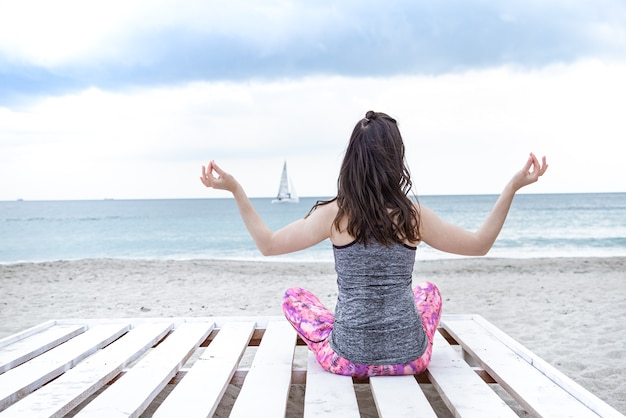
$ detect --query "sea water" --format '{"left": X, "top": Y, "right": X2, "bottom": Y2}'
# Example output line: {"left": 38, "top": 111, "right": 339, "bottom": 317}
{"left": 1, "top": 193, "right": 625, "bottom": 264}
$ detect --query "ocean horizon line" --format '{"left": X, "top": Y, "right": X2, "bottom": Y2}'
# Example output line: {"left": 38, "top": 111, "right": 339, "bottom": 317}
{"left": 4, "top": 190, "right": 625, "bottom": 203}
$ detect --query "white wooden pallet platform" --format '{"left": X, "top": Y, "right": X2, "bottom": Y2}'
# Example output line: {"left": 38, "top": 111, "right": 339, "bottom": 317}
{"left": 0, "top": 315, "right": 621, "bottom": 417}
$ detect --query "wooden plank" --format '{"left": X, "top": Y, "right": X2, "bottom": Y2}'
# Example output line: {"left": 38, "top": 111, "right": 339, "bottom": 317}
{"left": 471, "top": 315, "right": 623, "bottom": 418}
{"left": 0, "top": 320, "right": 56, "bottom": 350}
{"left": 0, "top": 323, "right": 130, "bottom": 412}
{"left": 303, "top": 351, "right": 360, "bottom": 418}
{"left": 370, "top": 374, "right": 437, "bottom": 418}
{"left": 230, "top": 320, "right": 296, "bottom": 418}
{"left": 0, "top": 324, "right": 86, "bottom": 374}
{"left": 153, "top": 321, "right": 255, "bottom": 418}
{"left": 426, "top": 332, "right": 517, "bottom": 418}
{"left": 73, "top": 321, "right": 213, "bottom": 418}
{"left": 206, "top": 316, "right": 282, "bottom": 329}
{"left": 0, "top": 322, "right": 173, "bottom": 418}
{"left": 443, "top": 317, "right": 601, "bottom": 418}
{"left": 3, "top": 316, "right": 621, "bottom": 418}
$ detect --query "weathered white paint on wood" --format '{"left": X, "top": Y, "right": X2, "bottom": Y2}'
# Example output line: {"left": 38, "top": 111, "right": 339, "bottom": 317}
{"left": 0, "top": 324, "right": 86, "bottom": 373}
{"left": 443, "top": 318, "right": 602, "bottom": 418}
{"left": 1, "top": 316, "right": 622, "bottom": 418}
{"left": 153, "top": 321, "right": 255, "bottom": 418}
{"left": 229, "top": 320, "right": 296, "bottom": 418}
{"left": 0, "top": 322, "right": 173, "bottom": 418}
{"left": 0, "top": 323, "right": 129, "bottom": 412}
{"left": 370, "top": 374, "right": 437, "bottom": 418}
{"left": 0, "top": 320, "right": 57, "bottom": 349}
{"left": 303, "top": 351, "right": 360, "bottom": 418}
{"left": 427, "top": 332, "right": 517, "bottom": 418}
{"left": 73, "top": 322, "right": 212, "bottom": 418}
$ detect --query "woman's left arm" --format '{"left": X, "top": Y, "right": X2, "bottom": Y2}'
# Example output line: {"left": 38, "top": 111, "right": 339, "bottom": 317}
{"left": 420, "top": 153, "right": 548, "bottom": 256}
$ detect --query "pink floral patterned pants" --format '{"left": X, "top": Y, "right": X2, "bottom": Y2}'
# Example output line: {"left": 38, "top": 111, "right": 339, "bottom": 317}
{"left": 282, "top": 282, "right": 442, "bottom": 378}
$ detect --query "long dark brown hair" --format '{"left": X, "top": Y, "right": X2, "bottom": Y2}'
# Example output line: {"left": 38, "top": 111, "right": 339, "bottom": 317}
{"left": 310, "top": 110, "right": 420, "bottom": 245}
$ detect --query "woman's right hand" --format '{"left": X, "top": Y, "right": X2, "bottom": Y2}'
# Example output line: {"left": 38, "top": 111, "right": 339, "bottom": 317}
{"left": 200, "top": 160, "right": 333, "bottom": 256}
{"left": 200, "top": 160, "right": 239, "bottom": 193}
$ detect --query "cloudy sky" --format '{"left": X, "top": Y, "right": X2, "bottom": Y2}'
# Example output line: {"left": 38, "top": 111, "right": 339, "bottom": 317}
{"left": 1, "top": 0, "right": 625, "bottom": 200}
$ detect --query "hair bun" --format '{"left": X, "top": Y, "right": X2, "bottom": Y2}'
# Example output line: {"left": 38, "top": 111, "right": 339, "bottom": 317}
{"left": 365, "top": 110, "right": 377, "bottom": 120}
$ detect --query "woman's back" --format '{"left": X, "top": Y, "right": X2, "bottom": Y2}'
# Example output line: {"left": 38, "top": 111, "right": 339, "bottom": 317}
{"left": 329, "top": 238, "right": 427, "bottom": 364}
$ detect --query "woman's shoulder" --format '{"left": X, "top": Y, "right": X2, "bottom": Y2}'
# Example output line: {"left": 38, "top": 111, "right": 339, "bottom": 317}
{"left": 307, "top": 198, "right": 339, "bottom": 229}
{"left": 312, "top": 198, "right": 339, "bottom": 215}
{"left": 318, "top": 200, "right": 353, "bottom": 246}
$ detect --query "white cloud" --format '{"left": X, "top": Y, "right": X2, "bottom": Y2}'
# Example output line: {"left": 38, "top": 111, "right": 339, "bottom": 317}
{"left": 1, "top": 59, "right": 624, "bottom": 200}
{"left": 0, "top": 0, "right": 338, "bottom": 68}
{"left": 2, "top": 0, "right": 625, "bottom": 90}
{"left": 0, "top": 0, "right": 131, "bottom": 67}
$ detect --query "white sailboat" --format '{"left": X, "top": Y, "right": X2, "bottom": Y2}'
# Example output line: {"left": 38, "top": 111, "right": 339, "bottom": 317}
{"left": 272, "top": 161, "right": 299, "bottom": 204}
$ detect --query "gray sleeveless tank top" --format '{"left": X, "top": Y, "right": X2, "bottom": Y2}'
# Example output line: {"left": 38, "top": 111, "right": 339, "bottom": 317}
{"left": 329, "top": 239, "right": 428, "bottom": 364}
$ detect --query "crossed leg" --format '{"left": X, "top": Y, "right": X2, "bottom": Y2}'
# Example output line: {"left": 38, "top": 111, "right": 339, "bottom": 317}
{"left": 282, "top": 282, "right": 442, "bottom": 377}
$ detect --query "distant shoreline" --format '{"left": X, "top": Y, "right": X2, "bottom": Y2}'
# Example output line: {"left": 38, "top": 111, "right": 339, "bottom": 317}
{"left": 2, "top": 253, "right": 626, "bottom": 266}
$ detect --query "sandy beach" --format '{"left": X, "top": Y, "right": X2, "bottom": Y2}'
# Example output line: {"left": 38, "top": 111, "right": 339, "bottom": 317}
{"left": 1, "top": 256, "right": 625, "bottom": 415}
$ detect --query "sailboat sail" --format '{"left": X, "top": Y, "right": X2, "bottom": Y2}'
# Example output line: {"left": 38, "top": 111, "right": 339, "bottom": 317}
{"left": 272, "top": 161, "right": 299, "bottom": 203}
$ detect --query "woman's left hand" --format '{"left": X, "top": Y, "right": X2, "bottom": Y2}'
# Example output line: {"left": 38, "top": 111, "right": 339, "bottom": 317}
{"left": 510, "top": 153, "right": 548, "bottom": 191}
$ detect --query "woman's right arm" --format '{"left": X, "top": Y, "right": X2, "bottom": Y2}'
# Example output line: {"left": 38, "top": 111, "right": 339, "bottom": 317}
{"left": 201, "top": 161, "right": 334, "bottom": 256}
